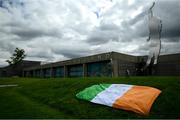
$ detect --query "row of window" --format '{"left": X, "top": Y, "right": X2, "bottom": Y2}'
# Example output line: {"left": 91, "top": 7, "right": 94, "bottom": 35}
{"left": 25, "top": 61, "right": 112, "bottom": 77}
{"left": 25, "top": 67, "right": 64, "bottom": 78}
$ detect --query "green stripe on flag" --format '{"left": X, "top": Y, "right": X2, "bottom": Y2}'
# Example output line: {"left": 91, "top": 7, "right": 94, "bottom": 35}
{"left": 76, "top": 84, "right": 111, "bottom": 101}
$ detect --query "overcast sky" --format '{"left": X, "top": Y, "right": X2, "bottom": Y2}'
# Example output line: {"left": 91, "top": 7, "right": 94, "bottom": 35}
{"left": 0, "top": 0, "right": 180, "bottom": 67}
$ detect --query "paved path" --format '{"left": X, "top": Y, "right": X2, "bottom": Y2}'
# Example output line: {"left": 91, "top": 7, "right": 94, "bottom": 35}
{"left": 0, "top": 84, "right": 18, "bottom": 88}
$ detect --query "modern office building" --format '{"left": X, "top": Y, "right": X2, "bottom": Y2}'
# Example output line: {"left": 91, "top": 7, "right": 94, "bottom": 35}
{"left": 0, "top": 51, "right": 180, "bottom": 77}
{"left": 22, "top": 52, "right": 180, "bottom": 77}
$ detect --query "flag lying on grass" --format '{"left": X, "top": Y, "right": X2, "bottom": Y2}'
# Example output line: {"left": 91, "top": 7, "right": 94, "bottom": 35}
{"left": 76, "top": 84, "right": 161, "bottom": 115}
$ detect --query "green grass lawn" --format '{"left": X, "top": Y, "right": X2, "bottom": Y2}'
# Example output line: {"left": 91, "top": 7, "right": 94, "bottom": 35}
{"left": 0, "top": 77, "right": 180, "bottom": 119}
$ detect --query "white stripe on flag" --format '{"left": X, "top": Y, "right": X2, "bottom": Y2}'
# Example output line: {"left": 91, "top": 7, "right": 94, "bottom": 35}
{"left": 91, "top": 84, "right": 133, "bottom": 107}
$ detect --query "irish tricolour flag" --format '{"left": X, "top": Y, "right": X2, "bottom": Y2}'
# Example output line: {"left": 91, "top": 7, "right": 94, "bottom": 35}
{"left": 76, "top": 84, "right": 161, "bottom": 115}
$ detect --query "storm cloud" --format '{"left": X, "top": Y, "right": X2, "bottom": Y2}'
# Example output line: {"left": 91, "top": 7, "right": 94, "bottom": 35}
{"left": 0, "top": 0, "right": 180, "bottom": 67}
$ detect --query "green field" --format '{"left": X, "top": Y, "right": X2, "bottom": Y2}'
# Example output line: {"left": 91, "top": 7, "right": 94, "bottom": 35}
{"left": 0, "top": 77, "right": 180, "bottom": 119}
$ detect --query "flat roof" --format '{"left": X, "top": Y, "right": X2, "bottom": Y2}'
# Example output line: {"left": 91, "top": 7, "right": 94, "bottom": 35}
{"left": 23, "top": 51, "right": 180, "bottom": 71}
{"left": 24, "top": 51, "right": 137, "bottom": 70}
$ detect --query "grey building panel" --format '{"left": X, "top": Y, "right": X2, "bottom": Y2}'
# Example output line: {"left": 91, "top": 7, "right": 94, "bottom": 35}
{"left": 156, "top": 61, "right": 180, "bottom": 76}
{"left": 117, "top": 61, "right": 137, "bottom": 76}
{"left": 112, "top": 52, "right": 138, "bottom": 63}
{"left": 158, "top": 53, "right": 180, "bottom": 62}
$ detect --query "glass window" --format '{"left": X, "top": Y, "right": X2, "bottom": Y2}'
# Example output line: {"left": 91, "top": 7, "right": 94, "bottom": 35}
{"left": 55, "top": 67, "right": 64, "bottom": 77}
{"left": 87, "top": 61, "right": 112, "bottom": 77}
{"left": 68, "top": 65, "right": 83, "bottom": 77}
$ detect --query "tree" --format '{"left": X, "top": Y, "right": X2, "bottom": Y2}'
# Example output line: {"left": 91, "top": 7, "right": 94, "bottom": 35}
{"left": 6, "top": 48, "right": 26, "bottom": 65}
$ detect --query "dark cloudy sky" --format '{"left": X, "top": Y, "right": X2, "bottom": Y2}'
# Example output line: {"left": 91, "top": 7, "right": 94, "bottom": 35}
{"left": 0, "top": 0, "right": 180, "bottom": 67}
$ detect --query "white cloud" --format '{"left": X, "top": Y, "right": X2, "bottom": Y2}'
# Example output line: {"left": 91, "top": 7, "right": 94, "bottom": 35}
{"left": 0, "top": 0, "right": 180, "bottom": 67}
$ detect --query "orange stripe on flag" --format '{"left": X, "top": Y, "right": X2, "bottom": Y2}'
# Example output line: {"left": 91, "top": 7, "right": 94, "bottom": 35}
{"left": 112, "top": 86, "right": 161, "bottom": 115}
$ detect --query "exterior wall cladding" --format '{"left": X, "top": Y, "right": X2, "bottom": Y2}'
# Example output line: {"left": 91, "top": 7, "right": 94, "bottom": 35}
{"left": 23, "top": 52, "right": 180, "bottom": 77}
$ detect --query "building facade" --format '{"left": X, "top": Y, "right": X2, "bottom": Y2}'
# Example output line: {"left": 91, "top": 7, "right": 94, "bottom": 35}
{"left": 23, "top": 52, "right": 180, "bottom": 77}
{"left": 1, "top": 52, "right": 180, "bottom": 77}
